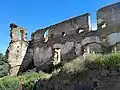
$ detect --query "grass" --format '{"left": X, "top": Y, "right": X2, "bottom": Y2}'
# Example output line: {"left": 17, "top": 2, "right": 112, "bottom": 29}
{"left": 62, "top": 57, "right": 86, "bottom": 75}
{"left": 86, "top": 52, "right": 120, "bottom": 69}
{"left": 0, "top": 71, "right": 52, "bottom": 90}
{"left": 85, "top": 53, "right": 102, "bottom": 62}
{"left": 1, "top": 52, "right": 120, "bottom": 90}
{"left": 62, "top": 52, "right": 120, "bottom": 75}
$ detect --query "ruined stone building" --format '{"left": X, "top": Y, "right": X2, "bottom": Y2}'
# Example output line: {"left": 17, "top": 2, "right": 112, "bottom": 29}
{"left": 6, "top": 2, "right": 120, "bottom": 75}
{"left": 6, "top": 24, "right": 28, "bottom": 75}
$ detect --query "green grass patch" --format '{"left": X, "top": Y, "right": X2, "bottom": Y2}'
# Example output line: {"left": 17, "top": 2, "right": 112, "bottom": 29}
{"left": 62, "top": 57, "right": 86, "bottom": 75}
{"left": 62, "top": 52, "right": 120, "bottom": 75}
{"left": 1, "top": 52, "right": 120, "bottom": 90}
{"left": 0, "top": 71, "right": 52, "bottom": 90}
{"left": 86, "top": 52, "right": 120, "bottom": 69}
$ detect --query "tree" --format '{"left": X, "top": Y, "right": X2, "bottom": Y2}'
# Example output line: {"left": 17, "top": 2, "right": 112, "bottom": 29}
{"left": 0, "top": 53, "right": 9, "bottom": 77}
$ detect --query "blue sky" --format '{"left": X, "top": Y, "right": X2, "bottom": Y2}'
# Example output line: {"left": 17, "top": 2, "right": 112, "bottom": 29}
{"left": 0, "top": 0, "right": 119, "bottom": 54}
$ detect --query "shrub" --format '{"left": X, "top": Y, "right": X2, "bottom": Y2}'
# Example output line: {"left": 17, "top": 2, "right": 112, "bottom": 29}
{"left": 62, "top": 57, "right": 86, "bottom": 75}
{"left": 85, "top": 54, "right": 102, "bottom": 62}
{"left": 0, "top": 53, "right": 9, "bottom": 77}
{"left": 0, "top": 71, "right": 52, "bottom": 90}
{"left": 86, "top": 52, "right": 120, "bottom": 69}
{"left": 98, "top": 53, "right": 120, "bottom": 69}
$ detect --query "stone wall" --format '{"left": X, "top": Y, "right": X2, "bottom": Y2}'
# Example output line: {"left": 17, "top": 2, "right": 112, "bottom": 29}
{"left": 6, "top": 2, "right": 120, "bottom": 74}
{"left": 18, "top": 2, "right": 120, "bottom": 73}
{"left": 97, "top": 2, "right": 120, "bottom": 53}
{"left": 20, "top": 13, "right": 99, "bottom": 72}
{"left": 97, "top": 2, "right": 120, "bottom": 38}
{"left": 6, "top": 23, "right": 28, "bottom": 76}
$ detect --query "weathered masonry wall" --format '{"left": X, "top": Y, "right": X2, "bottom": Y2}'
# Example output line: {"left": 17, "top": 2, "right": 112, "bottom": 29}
{"left": 20, "top": 13, "right": 97, "bottom": 72}
{"left": 6, "top": 23, "right": 28, "bottom": 76}
{"left": 97, "top": 2, "right": 120, "bottom": 52}
{"left": 19, "top": 2, "right": 120, "bottom": 73}
{"left": 7, "top": 2, "right": 120, "bottom": 74}
{"left": 97, "top": 2, "right": 120, "bottom": 36}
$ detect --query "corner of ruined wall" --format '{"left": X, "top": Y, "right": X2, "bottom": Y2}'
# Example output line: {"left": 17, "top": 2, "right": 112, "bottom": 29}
{"left": 6, "top": 23, "right": 29, "bottom": 76}
{"left": 97, "top": 2, "right": 120, "bottom": 38}
{"left": 96, "top": 2, "right": 120, "bottom": 52}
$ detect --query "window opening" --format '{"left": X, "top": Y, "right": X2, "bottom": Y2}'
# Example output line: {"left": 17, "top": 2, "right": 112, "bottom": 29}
{"left": 44, "top": 30, "right": 49, "bottom": 42}
{"left": 62, "top": 32, "right": 66, "bottom": 36}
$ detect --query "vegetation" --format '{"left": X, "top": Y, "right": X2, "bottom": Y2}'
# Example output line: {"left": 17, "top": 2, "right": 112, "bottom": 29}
{"left": 1, "top": 52, "right": 120, "bottom": 90}
{"left": 0, "top": 71, "right": 52, "bottom": 90}
{"left": 62, "top": 52, "right": 120, "bottom": 75}
{"left": 86, "top": 52, "right": 120, "bottom": 69}
{"left": 96, "top": 52, "right": 120, "bottom": 69}
{"left": 0, "top": 53, "right": 9, "bottom": 77}
{"left": 0, "top": 53, "right": 52, "bottom": 90}
{"left": 62, "top": 57, "right": 86, "bottom": 75}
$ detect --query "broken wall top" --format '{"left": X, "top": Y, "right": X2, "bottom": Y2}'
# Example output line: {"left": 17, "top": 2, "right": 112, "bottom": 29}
{"left": 32, "top": 13, "right": 91, "bottom": 41}
{"left": 97, "top": 2, "right": 120, "bottom": 25}
{"left": 97, "top": 2, "right": 120, "bottom": 37}
{"left": 10, "top": 23, "right": 28, "bottom": 42}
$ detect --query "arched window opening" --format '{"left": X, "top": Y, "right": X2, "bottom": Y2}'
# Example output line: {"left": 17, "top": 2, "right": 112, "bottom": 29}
{"left": 112, "top": 43, "right": 120, "bottom": 53}
{"left": 98, "top": 20, "right": 107, "bottom": 29}
{"left": 86, "top": 43, "right": 102, "bottom": 54}
{"left": 20, "top": 30, "right": 24, "bottom": 40}
{"left": 20, "top": 33, "right": 22, "bottom": 40}
{"left": 78, "top": 29, "right": 84, "bottom": 33}
{"left": 80, "top": 46, "right": 85, "bottom": 56}
{"left": 62, "top": 32, "right": 66, "bottom": 36}
{"left": 76, "top": 28, "right": 84, "bottom": 34}
{"left": 101, "top": 22, "right": 107, "bottom": 28}
{"left": 44, "top": 30, "right": 49, "bottom": 42}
